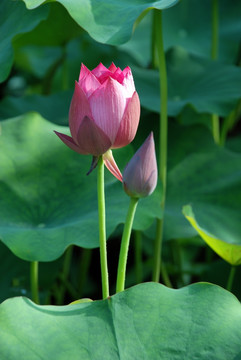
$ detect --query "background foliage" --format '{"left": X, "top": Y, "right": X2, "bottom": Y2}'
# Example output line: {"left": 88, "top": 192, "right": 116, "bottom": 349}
{"left": 0, "top": 0, "right": 241, "bottom": 358}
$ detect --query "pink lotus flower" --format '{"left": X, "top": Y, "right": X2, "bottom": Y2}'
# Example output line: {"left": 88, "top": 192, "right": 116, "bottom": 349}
{"left": 55, "top": 63, "right": 140, "bottom": 180}
{"left": 123, "top": 133, "right": 158, "bottom": 198}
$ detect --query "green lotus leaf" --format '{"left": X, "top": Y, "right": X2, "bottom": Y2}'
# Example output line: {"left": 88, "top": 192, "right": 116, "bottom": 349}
{"left": 69, "top": 298, "right": 93, "bottom": 305}
{"left": 183, "top": 205, "right": 241, "bottom": 266}
{"left": 0, "top": 282, "right": 241, "bottom": 359}
{"left": 22, "top": 0, "right": 178, "bottom": 45}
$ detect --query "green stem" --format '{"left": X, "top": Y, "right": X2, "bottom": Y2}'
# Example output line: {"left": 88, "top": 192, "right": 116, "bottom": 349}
{"left": 152, "top": 9, "right": 168, "bottom": 282}
{"left": 134, "top": 230, "right": 143, "bottom": 284}
{"left": 30, "top": 261, "right": 40, "bottom": 304}
{"left": 62, "top": 246, "right": 73, "bottom": 282}
{"left": 116, "top": 197, "right": 139, "bottom": 293}
{"left": 97, "top": 156, "right": 109, "bottom": 299}
{"left": 151, "top": 11, "right": 158, "bottom": 68}
{"left": 220, "top": 99, "right": 241, "bottom": 146}
{"left": 211, "top": 0, "right": 220, "bottom": 144}
{"left": 212, "top": 114, "right": 220, "bottom": 144}
{"left": 161, "top": 262, "right": 173, "bottom": 288}
{"left": 226, "top": 266, "right": 236, "bottom": 292}
{"left": 152, "top": 218, "right": 163, "bottom": 282}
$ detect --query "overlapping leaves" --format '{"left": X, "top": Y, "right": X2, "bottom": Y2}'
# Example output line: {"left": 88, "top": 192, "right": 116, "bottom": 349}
{"left": 162, "top": 0, "right": 241, "bottom": 62}
{"left": 1, "top": 0, "right": 241, "bottom": 358}
{"left": 165, "top": 133, "right": 241, "bottom": 243}
{"left": 0, "top": 113, "right": 162, "bottom": 261}
{"left": 119, "top": 0, "right": 241, "bottom": 65}
{"left": 134, "top": 48, "right": 241, "bottom": 117}
{"left": 1, "top": 114, "right": 240, "bottom": 265}
{"left": 0, "top": 0, "right": 49, "bottom": 82}
{"left": 22, "top": 0, "right": 178, "bottom": 45}
{"left": 2, "top": 48, "right": 241, "bottom": 124}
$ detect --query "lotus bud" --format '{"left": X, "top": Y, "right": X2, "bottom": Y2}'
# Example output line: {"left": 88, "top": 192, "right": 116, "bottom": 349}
{"left": 123, "top": 133, "right": 157, "bottom": 198}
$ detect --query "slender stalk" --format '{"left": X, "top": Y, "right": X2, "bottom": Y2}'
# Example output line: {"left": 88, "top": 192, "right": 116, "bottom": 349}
{"left": 212, "top": 114, "right": 220, "bottom": 144}
{"left": 152, "top": 9, "right": 168, "bottom": 282}
{"left": 220, "top": 99, "right": 241, "bottom": 146}
{"left": 30, "top": 261, "right": 40, "bottom": 304}
{"left": 116, "top": 197, "right": 139, "bottom": 293}
{"left": 97, "top": 156, "right": 109, "bottom": 299}
{"left": 151, "top": 12, "right": 158, "bottom": 68}
{"left": 211, "top": 0, "right": 220, "bottom": 144}
{"left": 161, "top": 262, "right": 173, "bottom": 288}
{"left": 62, "top": 246, "right": 73, "bottom": 282}
{"left": 226, "top": 266, "right": 236, "bottom": 292}
{"left": 152, "top": 218, "right": 163, "bottom": 282}
{"left": 134, "top": 230, "right": 143, "bottom": 284}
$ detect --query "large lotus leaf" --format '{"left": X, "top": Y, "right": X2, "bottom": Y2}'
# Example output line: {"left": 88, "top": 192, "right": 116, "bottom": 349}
{"left": 0, "top": 0, "right": 49, "bottom": 83}
{"left": 183, "top": 205, "right": 241, "bottom": 266}
{"left": 22, "top": 0, "right": 178, "bottom": 45}
{"left": 0, "top": 114, "right": 162, "bottom": 261}
{"left": 133, "top": 48, "right": 241, "bottom": 117}
{"left": 164, "top": 145, "right": 241, "bottom": 242}
{"left": 1, "top": 282, "right": 241, "bottom": 359}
